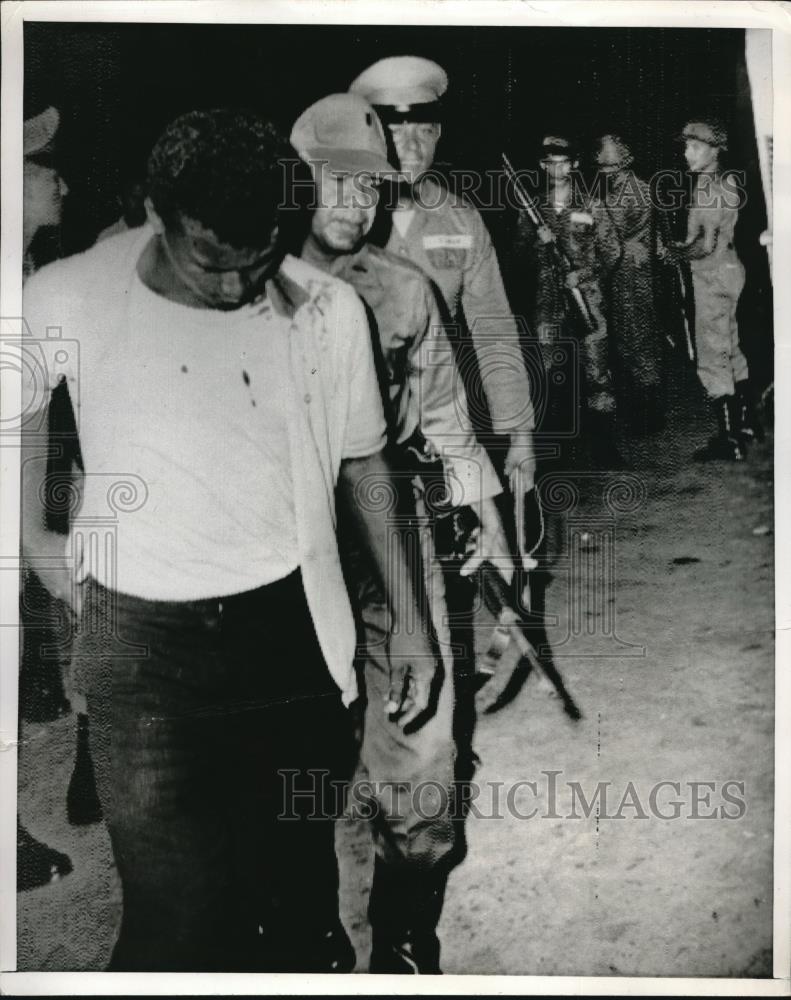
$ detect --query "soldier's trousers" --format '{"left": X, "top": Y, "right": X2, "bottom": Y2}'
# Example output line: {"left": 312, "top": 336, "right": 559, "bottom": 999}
{"left": 609, "top": 259, "right": 662, "bottom": 389}
{"left": 535, "top": 278, "right": 615, "bottom": 415}
{"left": 352, "top": 482, "right": 456, "bottom": 872}
{"left": 692, "top": 262, "right": 749, "bottom": 398}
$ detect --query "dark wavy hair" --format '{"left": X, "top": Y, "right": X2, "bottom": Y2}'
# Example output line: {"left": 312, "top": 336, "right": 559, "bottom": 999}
{"left": 147, "top": 109, "right": 295, "bottom": 248}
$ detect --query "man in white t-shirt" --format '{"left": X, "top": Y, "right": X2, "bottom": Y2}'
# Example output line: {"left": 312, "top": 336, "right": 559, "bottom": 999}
{"left": 20, "top": 109, "right": 437, "bottom": 972}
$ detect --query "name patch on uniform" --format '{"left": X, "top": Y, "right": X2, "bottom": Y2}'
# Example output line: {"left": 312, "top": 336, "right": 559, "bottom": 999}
{"left": 423, "top": 234, "right": 474, "bottom": 250}
{"left": 570, "top": 211, "right": 594, "bottom": 226}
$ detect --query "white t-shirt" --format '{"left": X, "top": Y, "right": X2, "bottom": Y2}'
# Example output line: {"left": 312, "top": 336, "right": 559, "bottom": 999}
{"left": 22, "top": 231, "right": 388, "bottom": 621}
{"left": 82, "top": 272, "right": 300, "bottom": 599}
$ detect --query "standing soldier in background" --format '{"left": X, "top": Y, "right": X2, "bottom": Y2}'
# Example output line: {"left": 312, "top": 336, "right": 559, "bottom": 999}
{"left": 290, "top": 92, "right": 511, "bottom": 975}
{"left": 594, "top": 134, "right": 664, "bottom": 436}
{"left": 670, "top": 119, "right": 762, "bottom": 461}
{"left": 349, "top": 56, "right": 536, "bottom": 486}
{"left": 513, "top": 134, "right": 623, "bottom": 466}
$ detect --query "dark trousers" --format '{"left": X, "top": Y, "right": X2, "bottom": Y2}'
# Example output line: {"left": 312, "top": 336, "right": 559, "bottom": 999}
{"left": 73, "top": 570, "right": 352, "bottom": 971}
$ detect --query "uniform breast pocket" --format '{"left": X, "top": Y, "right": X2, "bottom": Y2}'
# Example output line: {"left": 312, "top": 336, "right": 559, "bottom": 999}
{"left": 426, "top": 247, "right": 468, "bottom": 271}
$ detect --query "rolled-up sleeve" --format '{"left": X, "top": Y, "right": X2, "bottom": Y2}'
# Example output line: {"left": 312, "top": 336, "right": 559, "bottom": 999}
{"left": 339, "top": 286, "right": 388, "bottom": 459}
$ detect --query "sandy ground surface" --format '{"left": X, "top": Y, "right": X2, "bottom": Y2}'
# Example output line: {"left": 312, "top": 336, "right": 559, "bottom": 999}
{"left": 16, "top": 366, "right": 774, "bottom": 977}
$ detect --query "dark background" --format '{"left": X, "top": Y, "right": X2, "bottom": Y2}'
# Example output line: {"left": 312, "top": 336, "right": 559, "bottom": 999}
{"left": 24, "top": 22, "right": 773, "bottom": 385}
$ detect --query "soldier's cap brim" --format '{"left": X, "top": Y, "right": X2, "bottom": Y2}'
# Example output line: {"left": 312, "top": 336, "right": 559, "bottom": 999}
{"left": 373, "top": 101, "right": 443, "bottom": 125}
{"left": 677, "top": 124, "right": 728, "bottom": 150}
{"left": 541, "top": 146, "right": 576, "bottom": 160}
{"left": 301, "top": 146, "right": 396, "bottom": 176}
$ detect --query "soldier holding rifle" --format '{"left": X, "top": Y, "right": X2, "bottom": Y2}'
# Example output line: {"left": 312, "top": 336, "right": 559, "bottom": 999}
{"left": 511, "top": 134, "right": 623, "bottom": 467}
{"left": 290, "top": 92, "right": 511, "bottom": 975}
{"left": 668, "top": 119, "right": 762, "bottom": 461}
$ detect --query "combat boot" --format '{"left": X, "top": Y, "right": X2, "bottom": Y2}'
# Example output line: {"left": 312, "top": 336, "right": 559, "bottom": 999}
{"left": 694, "top": 396, "right": 745, "bottom": 462}
{"left": 368, "top": 857, "right": 445, "bottom": 974}
{"left": 734, "top": 380, "right": 765, "bottom": 445}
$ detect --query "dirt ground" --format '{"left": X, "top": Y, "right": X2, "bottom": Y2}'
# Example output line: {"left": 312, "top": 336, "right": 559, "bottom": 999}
{"left": 16, "top": 364, "right": 774, "bottom": 977}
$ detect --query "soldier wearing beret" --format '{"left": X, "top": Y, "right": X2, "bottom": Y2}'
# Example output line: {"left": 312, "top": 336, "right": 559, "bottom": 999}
{"left": 349, "top": 56, "right": 536, "bottom": 488}
{"left": 291, "top": 92, "right": 512, "bottom": 974}
{"left": 669, "top": 119, "right": 762, "bottom": 460}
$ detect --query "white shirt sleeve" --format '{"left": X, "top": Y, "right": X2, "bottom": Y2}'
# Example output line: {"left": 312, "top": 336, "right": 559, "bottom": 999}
{"left": 338, "top": 286, "right": 388, "bottom": 460}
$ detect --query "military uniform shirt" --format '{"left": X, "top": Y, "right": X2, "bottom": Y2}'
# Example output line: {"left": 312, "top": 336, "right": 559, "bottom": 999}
{"left": 514, "top": 186, "right": 623, "bottom": 408}
{"left": 686, "top": 173, "right": 740, "bottom": 273}
{"left": 314, "top": 242, "right": 501, "bottom": 507}
{"left": 385, "top": 176, "right": 534, "bottom": 436}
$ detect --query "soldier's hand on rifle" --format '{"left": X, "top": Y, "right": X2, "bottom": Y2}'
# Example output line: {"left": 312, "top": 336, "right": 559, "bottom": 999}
{"left": 536, "top": 224, "right": 555, "bottom": 245}
{"left": 384, "top": 626, "right": 438, "bottom": 728}
{"left": 665, "top": 240, "right": 690, "bottom": 264}
{"left": 564, "top": 269, "right": 581, "bottom": 289}
{"left": 504, "top": 436, "right": 536, "bottom": 493}
{"left": 460, "top": 497, "right": 513, "bottom": 585}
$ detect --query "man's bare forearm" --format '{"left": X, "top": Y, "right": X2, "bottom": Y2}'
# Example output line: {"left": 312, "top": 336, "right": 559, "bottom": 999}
{"left": 338, "top": 450, "right": 420, "bottom": 629}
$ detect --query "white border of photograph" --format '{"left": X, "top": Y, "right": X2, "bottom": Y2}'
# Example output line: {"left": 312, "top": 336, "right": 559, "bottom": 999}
{"left": 1, "top": 1, "right": 788, "bottom": 994}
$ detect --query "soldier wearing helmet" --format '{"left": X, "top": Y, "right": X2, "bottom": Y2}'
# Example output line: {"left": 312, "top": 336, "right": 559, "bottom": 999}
{"left": 594, "top": 133, "right": 664, "bottom": 435}
{"left": 513, "top": 132, "right": 623, "bottom": 467}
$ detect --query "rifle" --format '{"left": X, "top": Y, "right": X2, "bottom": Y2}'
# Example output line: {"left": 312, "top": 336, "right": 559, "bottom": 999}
{"left": 669, "top": 258, "right": 696, "bottom": 365}
{"left": 403, "top": 432, "right": 579, "bottom": 717}
{"left": 502, "top": 152, "right": 598, "bottom": 336}
{"left": 437, "top": 504, "right": 581, "bottom": 719}
{"left": 656, "top": 211, "right": 696, "bottom": 364}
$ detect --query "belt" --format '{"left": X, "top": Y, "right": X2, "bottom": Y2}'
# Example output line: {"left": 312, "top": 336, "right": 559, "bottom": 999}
{"left": 83, "top": 570, "right": 302, "bottom": 629}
